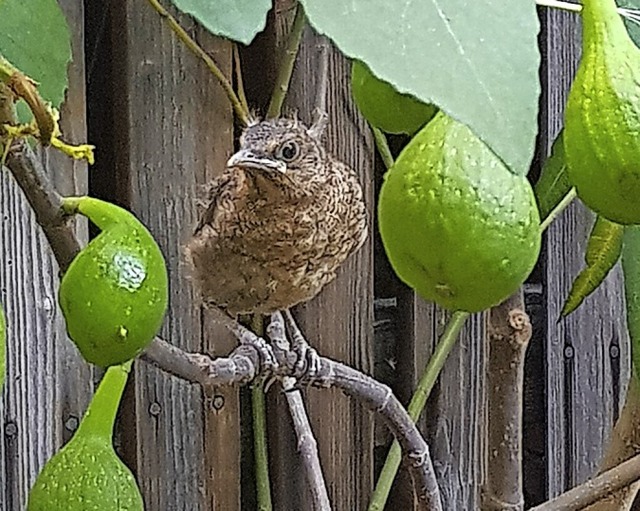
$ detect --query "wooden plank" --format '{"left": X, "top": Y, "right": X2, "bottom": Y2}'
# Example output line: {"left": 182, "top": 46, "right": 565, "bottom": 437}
{"left": 540, "top": 11, "right": 631, "bottom": 497}
{"left": 0, "top": 1, "right": 90, "bottom": 509}
{"left": 108, "top": 1, "right": 238, "bottom": 509}
{"left": 264, "top": 21, "right": 375, "bottom": 510}
{"left": 428, "top": 313, "right": 486, "bottom": 509}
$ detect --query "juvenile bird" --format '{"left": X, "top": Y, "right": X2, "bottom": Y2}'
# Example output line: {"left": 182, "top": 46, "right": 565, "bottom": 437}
{"left": 186, "top": 114, "right": 368, "bottom": 316}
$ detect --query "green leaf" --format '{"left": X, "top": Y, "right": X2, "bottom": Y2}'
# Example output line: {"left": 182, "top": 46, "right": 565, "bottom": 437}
{"left": 0, "top": 0, "right": 72, "bottom": 110}
{"left": 535, "top": 131, "right": 571, "bottom": 220}
{"left": 301, "top": 0, "right": 540, "bottom": 175}
{"left": 623, "top": 226, "right": 640, "bottom": 378}
{"left": 169, "top": 0, "right": 271, "bottom": 45}
{"left": 351, "top": 60, "right": 437, "bottom": 136}
{"left": 562, "top": 217, "right": 624, "bottom": 317}
{"left": 0, "top": 302, "right": 5, "bottom": 392}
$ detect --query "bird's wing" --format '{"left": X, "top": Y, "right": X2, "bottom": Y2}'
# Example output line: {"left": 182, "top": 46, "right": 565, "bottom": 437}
{"left": 193, "top": 171, "right": 238, "bottom": 235}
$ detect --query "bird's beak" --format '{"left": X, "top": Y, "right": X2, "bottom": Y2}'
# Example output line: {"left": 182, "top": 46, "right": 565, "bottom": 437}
{"left": 226, "top": 149, "right": 287, "bottom": 174}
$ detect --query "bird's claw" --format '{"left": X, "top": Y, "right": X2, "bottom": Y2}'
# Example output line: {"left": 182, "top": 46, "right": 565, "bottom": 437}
{"left": 292, "top": 341, "right": 320, "bottom": 380}
{"left": 283, "top": 309, "right": 320, "bottom": 381}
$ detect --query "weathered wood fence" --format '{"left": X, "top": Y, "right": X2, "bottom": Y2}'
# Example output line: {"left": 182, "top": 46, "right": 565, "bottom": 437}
{"left": 0, "top": 2, "right": 631, "bottom": 510}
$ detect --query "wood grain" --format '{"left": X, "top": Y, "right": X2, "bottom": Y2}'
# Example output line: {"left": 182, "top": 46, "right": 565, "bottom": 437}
{"left": 109, "top": 1, "right": 237, "bottom": 509}
{"left": 0, "top": 1, "right": 90, "bottom": 509}
{"left": 539, "top": 9, "right": 631, "bottom": 499}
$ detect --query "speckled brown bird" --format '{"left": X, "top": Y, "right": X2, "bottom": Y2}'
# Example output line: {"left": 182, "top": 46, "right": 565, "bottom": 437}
{"left": 185, "top": 115, "right": 368, "bottom": 315}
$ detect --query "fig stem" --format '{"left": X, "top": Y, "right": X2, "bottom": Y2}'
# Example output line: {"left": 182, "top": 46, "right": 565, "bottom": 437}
{"left": 372, "top": 126, "right": 394, "bottom": 170}
{"left": 539, "top": 187, "right": 577, "bottom": 232}
{"left": 61, "top": 195, "right": 136, "bottom": 231}
{"left": 368, "top": 310, "right": 469, "bottom": 511}
{"left": 76, "top": 361, "right": 132, "bottom": 441}
{"left": 250, "top": 315, "right": 273, "bottom": 511}
{"left": 60, "top": 196, "right": 83, "bottom": 215}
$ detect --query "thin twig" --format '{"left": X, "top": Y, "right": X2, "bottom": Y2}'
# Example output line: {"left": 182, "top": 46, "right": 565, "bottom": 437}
{"left": 145, "top": 0, "right": 250, "bottom": 125}
{"left": 371, "top": 126, "right": 394, "bottom": 170}
{"left": 266, "top": 3, "right": 307, "bottom": 119}
{"left": 250, "top": 314, "right": 273, "bottom": 511}
{"left": 315, "top": 36, "right": 330, "bottom": 115}
{"left": 369, "top": 311, "right": 469, "bottom": 511}
{"left": 0, "top": 57, "right": 54, "bottom": 144}
{"left": 282, "top": 381, "right": 330, "bottom": 510}
{"left": 252, "top": 380, "right": 273, "bottom": 511}
{"left": 530, "top": 452, "right": 640, "bottom": 511}
{"left": 268, "top": 311, "right": 331, "bottom": 511}
{"left": 539, "top": 188, "right": 576, "bottom": 232}
{"left": 582, "top": 376, "right": 640, "bottom": 510}
{"left": 232, "top": 43, "right": 250, "bottom": 116}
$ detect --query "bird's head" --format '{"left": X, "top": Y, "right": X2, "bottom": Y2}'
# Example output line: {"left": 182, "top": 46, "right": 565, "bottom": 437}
{"left": 226, "top": 115, "right": 328, "bottom": 186}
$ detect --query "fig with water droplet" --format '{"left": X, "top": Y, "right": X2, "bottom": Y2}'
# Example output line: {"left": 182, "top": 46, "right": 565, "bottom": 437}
{"left": 59, "top": 197, "right": 168, "bottom": 366}
{"left": 378, "top": 112, "right": 541, "bottom": 312}
{"left": 564, "top": 0, "right": 640, "bottom": 224}
{"left": 0, "top": 302, "right": 5, "bottom": 392}
{"left": 351, "top": 60, "right": 437, "bottom": 135}
{"left": 28, "top": 363, "right": 144, "bottom": 510}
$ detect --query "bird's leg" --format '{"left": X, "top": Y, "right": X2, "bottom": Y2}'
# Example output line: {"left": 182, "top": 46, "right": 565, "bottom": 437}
{"left": 283, "top": 309, "right": 321, "bottom": 379}
{"left": 206, "top": 304, "right": 278, "bottom": 375}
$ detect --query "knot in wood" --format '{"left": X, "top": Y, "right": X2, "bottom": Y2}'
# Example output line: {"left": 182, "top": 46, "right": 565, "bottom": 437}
{"left": 508, "top": 309, "right": 530, "bottom": 332}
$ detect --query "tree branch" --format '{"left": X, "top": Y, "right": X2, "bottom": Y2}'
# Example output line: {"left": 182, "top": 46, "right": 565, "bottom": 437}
{"left": 3, "top": 140, "right": 443, "bottom": 511}
{"left": 282, "top": 377, "right": 331, "bottom": 510}
{"left": 268, "top": 311, "right": 331, "bottom": 510}
{"left": 481, "top": 292, "right": 532, "bottom": 511}
{"left": 4, "top": 140, "right": 80, "bottom": 271}
{"left": 530, "top": 452, "right": 640, "bottom": 511}
{"left": 582, "top": 375, "right": 640, "bottom": 511}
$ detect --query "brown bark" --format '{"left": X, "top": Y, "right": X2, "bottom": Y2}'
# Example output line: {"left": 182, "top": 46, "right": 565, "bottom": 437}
{"left": 481, "top": 292, "right": 532, "bottom": 511}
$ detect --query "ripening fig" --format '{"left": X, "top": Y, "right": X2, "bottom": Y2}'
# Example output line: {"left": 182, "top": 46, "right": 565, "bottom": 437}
{"left": 351, "top": 60, "right": 437, "bottom": 136}
{"left": 378, "top": 112, "right": 541, "bottom": 312}
{"left": 59, "top": 197, "right": 168, "bottom": 367}
{"left": 27, "top": 363, "right": 144, "bottom": 510}
{"left": 564, "top": 0, "right": 640, "bottom": 224}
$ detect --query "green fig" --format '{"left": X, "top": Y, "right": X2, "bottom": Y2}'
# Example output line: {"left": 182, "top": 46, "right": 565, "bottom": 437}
{"left": 59, "top": 197, "right": 168, "bottom": 367}
{"left": 378, "top": 112, "right": 541, "bottom": 312}
{"left": 351, "top": 60, "right": 437, "bottom": 136}
{"left": 28, "top": 362, "right": 144, "bottom": 510}
{"left": 564, "top": 0, "right": 640, "bottom": 224}
{"left": 0, "top": 302, "right": 5, "bottom": 392}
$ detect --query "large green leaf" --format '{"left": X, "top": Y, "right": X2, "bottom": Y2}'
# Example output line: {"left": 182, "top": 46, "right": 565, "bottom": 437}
{"left": 562, "top": 217, "right": 624, "bottom": 317}
{"left": 170, "top": 0, "right": 271, "bottom": 45}
{"left": 301, "top": 0, "right": 540, "bottom": 175}
{"left": 535, "top": 131, "right": 572, "bottom": 220}
{"left": 623, "top": 226, "right": 640, "bottom": 378}
{"left": 0, "top": 0, "right": 71, "bottom": 110}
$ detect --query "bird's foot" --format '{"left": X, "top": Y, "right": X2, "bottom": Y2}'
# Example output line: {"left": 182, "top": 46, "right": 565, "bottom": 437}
{"left": 217, "top": 314, "right": 278, "bottom": 376}
{"left": 283, "top": 309, "right": 321, "bottom": 381}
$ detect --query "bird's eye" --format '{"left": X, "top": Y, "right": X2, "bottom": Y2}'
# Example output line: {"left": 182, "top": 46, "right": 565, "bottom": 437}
{"left": 277, "top": 141, "right": 300, "bottom": 162}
